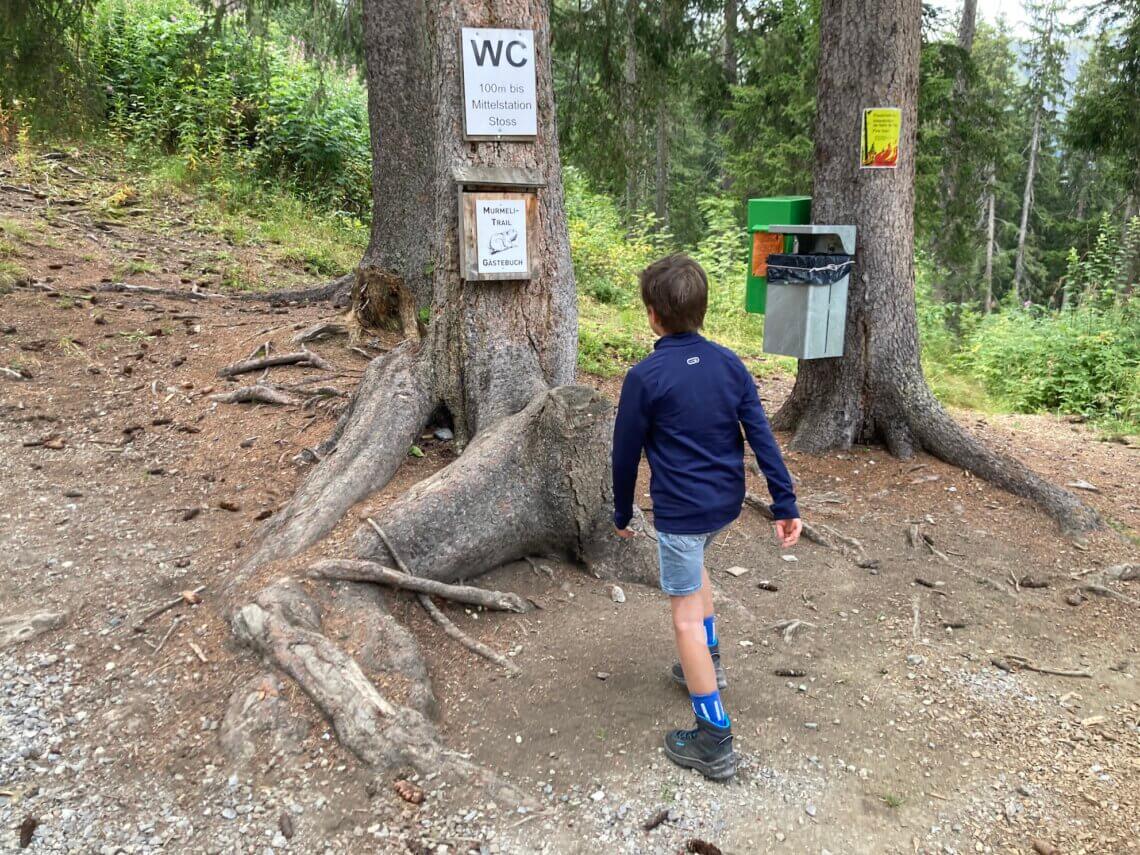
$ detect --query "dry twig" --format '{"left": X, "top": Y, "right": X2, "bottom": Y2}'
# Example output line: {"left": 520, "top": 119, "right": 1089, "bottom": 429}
{"left": 133, "top": 586, "right": 205, "bottom": 631}
{"left": 311, "top": 558, "right": 531, "bottom": 612}
{"left": 992, "top": 655, "right": 1092, "bottom": 679}
{"left": 368, "top": 519, "right": 520, "bottom": 675}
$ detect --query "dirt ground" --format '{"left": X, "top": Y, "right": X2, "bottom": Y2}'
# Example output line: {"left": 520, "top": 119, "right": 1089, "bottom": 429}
{"left": 2, "top": 158, "right": 1138, "bottom": 855}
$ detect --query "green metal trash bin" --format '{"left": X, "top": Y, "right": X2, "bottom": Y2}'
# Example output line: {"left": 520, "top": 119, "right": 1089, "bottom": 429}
{"left": 745, "top": 196, "right": 811, "bottom": 314}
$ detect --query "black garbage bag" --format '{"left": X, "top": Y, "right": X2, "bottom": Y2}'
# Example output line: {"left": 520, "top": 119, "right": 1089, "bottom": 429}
{"left": 765, "top": 253, "right": 854, "bottom": 285}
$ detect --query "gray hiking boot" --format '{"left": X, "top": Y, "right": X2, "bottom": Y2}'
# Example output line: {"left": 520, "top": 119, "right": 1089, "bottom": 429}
{"left": 670, "top": 643, "right": 726, "bottom": 689}
{"left": 663, "top": 717, "right": 736, "bottom": 780}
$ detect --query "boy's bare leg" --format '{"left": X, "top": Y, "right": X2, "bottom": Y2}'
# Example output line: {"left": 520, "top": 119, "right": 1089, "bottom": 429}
{"left": 700, "top": 566, "right": 714, "bottom": 621}
{"left": 671, "top": 591, "right": 716, "bottom": 695}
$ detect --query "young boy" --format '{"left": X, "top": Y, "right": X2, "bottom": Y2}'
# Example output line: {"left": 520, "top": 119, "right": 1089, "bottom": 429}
{"left": 612, "top": 254, "right": 802, "bottom": 781}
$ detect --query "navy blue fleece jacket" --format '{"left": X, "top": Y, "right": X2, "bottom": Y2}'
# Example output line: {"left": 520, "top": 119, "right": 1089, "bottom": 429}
{"left": 612, "top": 332, "right": 799, "bottom": 534}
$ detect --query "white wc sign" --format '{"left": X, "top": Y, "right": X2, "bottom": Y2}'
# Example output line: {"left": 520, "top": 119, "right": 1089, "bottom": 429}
{"left": 475, "top": 199, "right": 528, "bottom": 275}
{"left": 460, "top": 28, "right": 537, "bottom": 139}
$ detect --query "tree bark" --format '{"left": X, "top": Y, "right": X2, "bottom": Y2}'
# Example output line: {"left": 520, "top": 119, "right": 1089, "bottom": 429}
{"left": 956, "top": 0, "right": 977, "bottom": 60}
{"left": 772, "top": 0, "right": 1097, "bottom": 534}
{"left": 1013, "top": 106, "right": 1041, "bottom": 302}
{"left": 655, "top": 98, "right": 668, "bottom": 227}
{"left": 724, "top": 0, "right": 738, "bottom": 85}
{"left": 983, "top": 168, "right": 995, "bottom": 312}
{"left": 623, "top": 0, "right": 640, "bottom": 211}
{"left": 248, "top": 0, "right": 621, "bottom": 569}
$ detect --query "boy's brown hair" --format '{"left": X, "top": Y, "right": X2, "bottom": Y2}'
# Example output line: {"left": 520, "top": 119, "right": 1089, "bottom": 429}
{"left": 639, "top": 254, "right": 708, "bottom": 334}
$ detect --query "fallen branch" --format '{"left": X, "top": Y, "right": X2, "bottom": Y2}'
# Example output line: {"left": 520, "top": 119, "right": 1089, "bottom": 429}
{"left": 218, "top": 350, "right": 332, "bottom": 378}
{"left": 369, "top": 520, "right": 520, "bottom": 674}
{"left": 132, "top": 586, "right": 205, "bottom": 631}
{"left": 1081, "top": 584, "right": 1140, "bottom": 607}
{"left": 992, "top": 655, "right": 1092, "bottom": 679}
{"left": 913, "top": 525, "right": 1013, "bottom": 598}
{"left": 744, "top": 493, "right": 872, "bottom": 564}
{"left": 151, "top": 615, "right": 184, "bottom": 655}
{"left": 311, "top": 558, "right": 531, "bottom": 613}
{"left": 210, "top": 385, "right": 296, "bottom": 406}
{"left": 1, "top": 367, "right": 26, "bottom": 380}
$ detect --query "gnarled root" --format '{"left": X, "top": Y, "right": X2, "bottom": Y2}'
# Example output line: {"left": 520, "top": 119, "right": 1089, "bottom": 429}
{"left": 247, "top": 343, "right": 434, "bottom": 568}
{"left": 232, "top": 579, "right": 528, "bottom": 805}
{"left": 351, "top": 385, "right": 659, "bottom": 586}
{"left": 776, "top": 371, "right": 1099, "bottom": 536}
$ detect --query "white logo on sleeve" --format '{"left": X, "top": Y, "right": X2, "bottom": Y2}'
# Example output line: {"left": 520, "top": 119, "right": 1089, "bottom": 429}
{"left": 686, "top": 356, "right": 700, "bottom": 366}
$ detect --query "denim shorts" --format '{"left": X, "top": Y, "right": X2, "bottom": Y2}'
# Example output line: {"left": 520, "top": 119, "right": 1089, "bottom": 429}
{"left": 657, "top": 530, "right": 720, "bottom": 597}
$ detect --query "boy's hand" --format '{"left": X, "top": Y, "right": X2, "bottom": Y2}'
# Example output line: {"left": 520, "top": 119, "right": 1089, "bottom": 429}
{"left": 614, "top": 527, "right": 636, "bottom": 540}
{"left": 775, "top": 518, "right": 802, "bottom": 548}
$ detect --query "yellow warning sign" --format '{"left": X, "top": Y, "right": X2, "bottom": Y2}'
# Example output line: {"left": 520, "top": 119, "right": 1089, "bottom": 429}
{"left": 860, "top": 107, "right": 901, "bottom": 169}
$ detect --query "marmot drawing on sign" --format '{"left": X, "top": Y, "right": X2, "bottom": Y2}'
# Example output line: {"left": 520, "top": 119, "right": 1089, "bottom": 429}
{"left": 488, "top": 228, "right": 518, "bottom": 255}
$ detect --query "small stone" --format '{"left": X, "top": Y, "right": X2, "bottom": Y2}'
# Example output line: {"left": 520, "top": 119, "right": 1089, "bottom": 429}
{"left": 781, "top": 555, "right": 798, "bottom": 563}
{"left": 805, "top": 803, "right": 817, "bottom": 817}
{"left": 724, "top": 565, "right": 751, "bottom": 577}
{"left": 595, "top": 672, "right": 610, "bottom": 681}
{"left": 610, "top": 585, "right": 626, "bottom": 604}
{"left": 907, "top": 654, "right": 925, "bottom": 667}
{"left": 221, "top": 808, "right": 237, "bottom": 821}
{"left": 804, "top": 722, "right": 818, "bottom": 730}
{"left": 434, "top": 427, "right": 454, "bottom": 441}
{"left": 590, "top": 790, "right": 605, "bottom": 802}
{"left": 739, "top": 640, "right": 753, "bottom": 648}
{"left": 775, "top": 831, "right": 786, "bottom": 842}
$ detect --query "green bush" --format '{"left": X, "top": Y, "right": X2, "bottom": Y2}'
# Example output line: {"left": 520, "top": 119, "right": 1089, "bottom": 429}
{"left": 564, "top": 167, "right": 659, "bottom": 305}
{"left": 578, "top": 321, "right": 652, "bottom": 377}
{"left": 958, "top": 300, "right": 1139, "bottom": 427}
{"left": 89, "top": 0, "right": 370, "bottom": 215}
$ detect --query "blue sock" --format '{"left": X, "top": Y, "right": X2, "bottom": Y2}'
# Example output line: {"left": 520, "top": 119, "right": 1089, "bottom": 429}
{"left": 691, "top": 689, "right": 729, "bottom": 727}
{"left": 703, "top": 615, "right": 717, "bottom": 648}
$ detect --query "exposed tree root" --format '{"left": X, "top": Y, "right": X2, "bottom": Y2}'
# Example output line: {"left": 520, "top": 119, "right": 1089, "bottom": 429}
{"left": 909, "top": 402, "right": 1100, "bottom": 535}
{"left": 247, "top": 344, "right": 433, "bottom": 568}
{"left": 239, "top": 273, "right": 355, "bottom": 307}
{"left": 95, "top": 281, "right": 217, "bottom": 302}
{"left": 351, "top": 385, "right": 659, "bottom": 586}
{"left": 776, "top": 377, "right": 1099, "bottom": 536}
{"left": 232, "top": 579, "right": 529, "bottom": 805}
{"left": 210, "top": 385, "right": 296, "bottom": 406}
{"left": 292, "top": 320, "right": 350, "bottom": 345}
{"left": 312, "top": 558, "right": 532, "bottom": 613}
{"left": 218, "top": 349, "right": 332, "bottom": 378}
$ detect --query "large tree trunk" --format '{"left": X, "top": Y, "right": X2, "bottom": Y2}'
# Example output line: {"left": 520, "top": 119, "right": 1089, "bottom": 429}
{"left": 723, "top": 0, "right": 738, "bottom": 85}
{"left": 623, "top": 0, "right": 640, "bottom": 211}
{"left": 655, "top": 98, "right": 669, "bottom": 226}
{"left": 1013, "top": 106, "right": 1041, "bottom": 302}
{"left": 236, "top": 0, "right": 657, "bottom": 795}
{"left": 983, "top": 167, "right": 996, "bottom": 312}
{"left": 772, "top": 0, "right": 1097, "bottom": 534}
{"left": 251, "top": 0, "right": 585, "bottom": 566}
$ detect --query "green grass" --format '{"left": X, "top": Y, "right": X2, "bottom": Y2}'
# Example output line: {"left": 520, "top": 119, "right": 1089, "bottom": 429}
{"left": 132, "top": 152, "right": 366, "bottom": 289}
{"left": 0, "top": 217, "right": 34, "bottom": 244}
{"left": 577, "top": 294, "right": 796, "bottom": 380}
{"left": 0, "top": 259, "right": 27, "bottom": 292}
{"left": 115, "top": 260, "right": 157, "bottom": 277}
{"left": 880, "top": 792, "right": 904, "bottom": 809}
